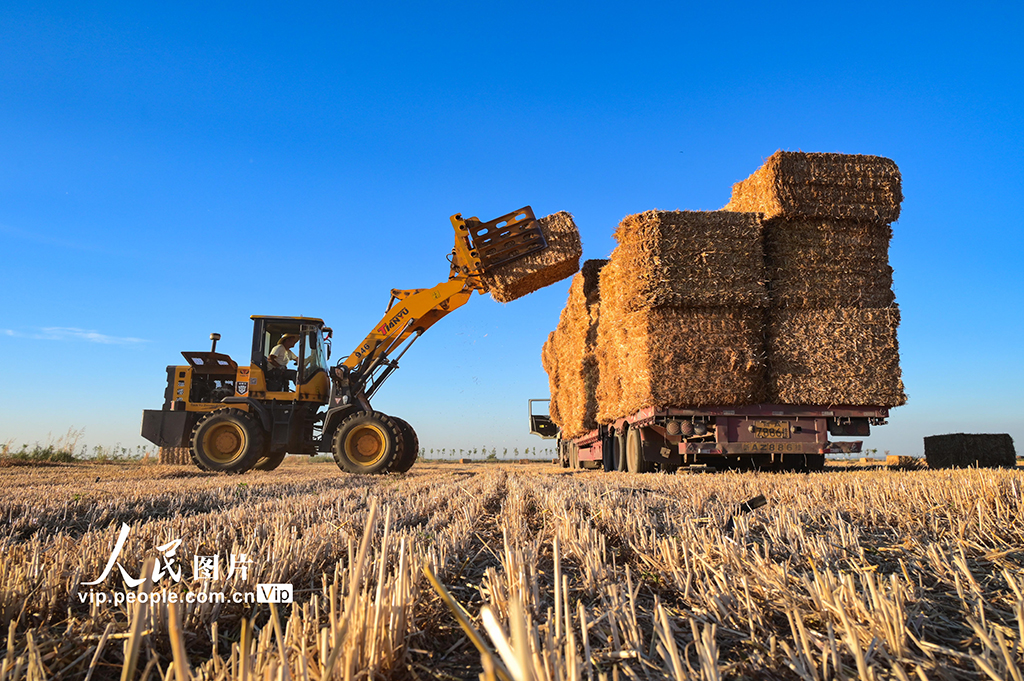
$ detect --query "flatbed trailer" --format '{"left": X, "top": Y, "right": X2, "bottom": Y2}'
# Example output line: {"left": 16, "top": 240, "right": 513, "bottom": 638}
{"left": 529, "top": 400, "right": 888, "bottom": 472}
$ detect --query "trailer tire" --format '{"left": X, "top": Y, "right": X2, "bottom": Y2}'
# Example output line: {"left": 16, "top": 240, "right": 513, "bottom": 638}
{"left": 626, "top": 427, "right": 650, "bottom": 474}
{"left": 612, "top": 428, "right": 628, "bottom": 472}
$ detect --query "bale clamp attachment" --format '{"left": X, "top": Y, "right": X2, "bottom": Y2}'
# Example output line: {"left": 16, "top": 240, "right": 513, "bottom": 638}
{"left": 449, "top": 206, "right": 547, "bottom": 280}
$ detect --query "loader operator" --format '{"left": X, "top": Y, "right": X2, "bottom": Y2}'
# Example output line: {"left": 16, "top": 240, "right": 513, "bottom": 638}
{"left": 267, "top": 334, "right": 299, "bottom": 391}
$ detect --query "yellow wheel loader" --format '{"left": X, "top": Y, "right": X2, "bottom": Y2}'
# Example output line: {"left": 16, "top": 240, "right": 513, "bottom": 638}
{"left": 142, "top": 206, "right": 550, "bottom": 474}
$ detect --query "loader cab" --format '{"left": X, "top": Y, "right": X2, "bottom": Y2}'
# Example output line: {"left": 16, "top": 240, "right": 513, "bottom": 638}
{"left": 250, "top": 316, "right": 332, "bottom": 400}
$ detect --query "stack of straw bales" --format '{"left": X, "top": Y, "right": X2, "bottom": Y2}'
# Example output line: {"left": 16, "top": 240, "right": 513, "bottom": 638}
{"left": 541, "top": 151, "right": 906, "bottom": 426}
{"left": 924, "top": 433, "right": 1017, "bottom": 469}
{"left": 725, "top": 151, "right": 906, "bottom": 406}
{"left": 546, "top": 260, "right": 607, "bottom": 438}
{"left": 595, "top": 211, "right": 768, "bottom": 421}
{"left": 483, "top": 212, "right": 582, "bottom": 303}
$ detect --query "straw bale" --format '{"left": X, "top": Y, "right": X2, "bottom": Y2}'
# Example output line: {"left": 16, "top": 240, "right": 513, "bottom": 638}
{"left": 725, "top": 151, "right": 902, "bottom": 223}
{"left": 541, "top": 331, "right": 561, "bottom": 426}
{"left": 546, "top": 260, "right": 607, "bottom": 438}
{"left": 610, "top": 210, "right": 767, "bottom": 311}
{"left": 609, "top": 307, "right": 767, "bottom": 418}
{"left": 768, "top": 307, "right": 906, "bottom": 406}
{"left": 924, "top": 433, "right": 1016, "bottom": 469}
{"left": 595, "top": 259, "right": 627, "bottom": 422}
{"left": 597, "top": 253, "right": 766, "bottom": 422}
{"left": 159, "top": 447, "right": 191, "bottom": 465}
{"left": 484, "top": 211, "right": 582, "bottom": 303}
{"left": 765, "top": 218, "right": 894, "bottom": 308}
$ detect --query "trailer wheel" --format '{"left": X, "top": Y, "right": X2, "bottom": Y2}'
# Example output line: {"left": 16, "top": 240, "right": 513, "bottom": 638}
{"left": 191, "top": 409, "right": 265, "bottom": 473}
{"left": 389, "top": 417, "right": 419, "bottom": 473}
{"left": 626, "top": 427, "right": 650, "bottom": 474}
{"left": 332, "top": 411, "right": 403, "bottom": 475}
{"left": 612, "top": 428, "right": 628, "bottom": 472}
{"left": 253, "top": 450, "right": 287, "bottom": 471}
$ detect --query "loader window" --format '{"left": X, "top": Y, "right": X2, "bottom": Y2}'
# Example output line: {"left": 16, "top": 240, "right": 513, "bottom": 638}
{"left": 299, "top": 327, "right": 327, "bottom": 384}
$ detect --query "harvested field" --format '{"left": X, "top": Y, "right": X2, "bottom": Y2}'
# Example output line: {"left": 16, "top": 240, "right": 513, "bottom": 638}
{"left": 484, "top": 212, "right": 582, "bottom": 303}
{"left": 768, "top": 307, "right": 907, "bottom": 406}
{"left": 762, "top": 218, "right": 895, "bottom": 308}
{"left": 724, "top": 151, "right": 903, "bottom": 223}
{"left": 548, "top": 261, "right": 606, "bottom": 438}
{"left": 610, "top": 210, "right": 767, "bottom": 311}
{"left": 2, "top": 460, "right": 1024, "bottom": 680}
{"left": 925, "top": 433, "right": 1017, "bottom": 469}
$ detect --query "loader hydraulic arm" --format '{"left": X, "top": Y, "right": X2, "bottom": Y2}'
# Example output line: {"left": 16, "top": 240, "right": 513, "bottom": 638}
{"left": 334, "top": 206, "right": 546, "bottom": 402}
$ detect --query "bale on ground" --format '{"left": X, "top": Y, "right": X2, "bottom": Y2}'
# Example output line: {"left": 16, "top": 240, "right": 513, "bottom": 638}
{"left": 484, "top": 211, "right": 582, "bottom": 303}
{"left": 159, "top": 447, "right": 191, "bottom": 465}
{"left": 924, "top": 433, "right": 1017, "bottom": 469}
{"left": 763, "top": 218, "right": 894, "bottom": 308}
{"left": 768, "top": 307, "right": 906, "bottom": 406}
{"left": 610, "top": 210, "right": 767, "bottom": 311}
{"left": 724, "top": 151, "right": 902, "bottom": 223}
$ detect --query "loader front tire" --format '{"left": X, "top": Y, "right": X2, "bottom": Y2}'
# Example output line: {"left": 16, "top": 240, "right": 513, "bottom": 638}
{"left": 390, "top": 417, "right": 419, "bottom": 473}
{"left": 191, "top": 410, "right": 265, "bottom": 473}
{"left": 332, "top": 411, "right": 402, "bottom": 475}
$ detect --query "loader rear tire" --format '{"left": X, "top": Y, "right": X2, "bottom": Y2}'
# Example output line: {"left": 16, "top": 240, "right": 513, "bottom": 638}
{"left": 390, "top": 417, "right": 419, "bottom": 473}
{"left": 191, "top": 410, "right": 265, "bottom": 474}
{"left": 253, "top": 450, "right": 287, "bottom": 471}
{"left": 626, "top": 427, "right": 650, "bottom": 474}
{"left": 332, "top": 411, "right": 402, "bottom": 475}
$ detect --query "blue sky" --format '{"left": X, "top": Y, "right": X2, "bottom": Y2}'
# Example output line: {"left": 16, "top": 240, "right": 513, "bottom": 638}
{"left": 1, "top": 1, "right": 1021, "bottom": 457}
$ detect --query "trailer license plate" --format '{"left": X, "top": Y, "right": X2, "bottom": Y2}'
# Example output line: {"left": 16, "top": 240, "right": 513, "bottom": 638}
{"left": 741, "top": 442, "right": 802, "bottom": 453}
{"left": 752, "top": 420, "right": 790, "bottom": 438}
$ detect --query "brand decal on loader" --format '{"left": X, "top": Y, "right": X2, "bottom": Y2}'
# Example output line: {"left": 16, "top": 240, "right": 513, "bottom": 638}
{"left": 378, "top": 307, "right": 410, "bottom": 335}
{"left": 237, "top": 383, "right": 249, "bottom": 395}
